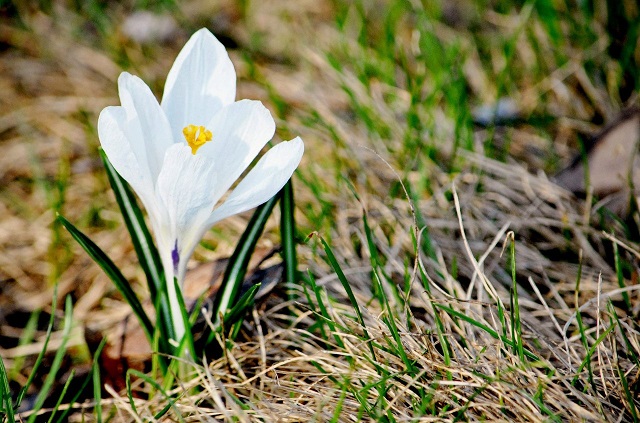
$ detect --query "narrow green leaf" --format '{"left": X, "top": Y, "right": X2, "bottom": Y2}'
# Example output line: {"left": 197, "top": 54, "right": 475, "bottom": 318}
{"left": 224, "top": 283, "right": 261, "bottom": 327}
{"left": 212, "top": 195, "right": 279, "bottom": 326}
{"left": 154, "top": 290, "right": 176, "bottom": 359}
{"left": 100, "top": 151, "right": 175, "bottom": 354}
{"left": 374, "top": 270, "right": 412, "bottom": 373}
{"left": 174, "top": 277, "right": 196, "bottom": 360}
{"left": 57, "top": 214, "right": 154, "bottom": 344}
{"left": 280, "top": 180, "right": 298, "bottom": 297}
{"left": 228, "top": 316, "right": 244, "bottom": 341}
{"left": 100, "top": 151, "right": 164, "bottom": 304}
{"left": 225, "top": 284, "right": 261, "bottom": 341}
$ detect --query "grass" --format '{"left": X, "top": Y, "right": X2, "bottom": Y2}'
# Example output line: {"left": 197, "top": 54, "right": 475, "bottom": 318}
{"left": 0, "top": 0, "right": 639, "bottom": 421}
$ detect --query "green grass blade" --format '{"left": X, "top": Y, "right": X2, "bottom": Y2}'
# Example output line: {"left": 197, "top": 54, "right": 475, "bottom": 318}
{"left": 280, "top": 181, "right": 298, "bottom": 298}
{"left": 618, "top": 363, "right": 639, "bottom": 422}
{"left": 57, "top": 214, "right": 154, "bottom": 344}
{"left": 16, "top": 285, "right": 59, "bottom": 409}
{"left": 454, "top": 382, "right": 489, "bottom": 422}
{"left": 125, "top": 371, "right": 139, "bottom": 418}
{"left": 27, "top": 296, "right": 73, "bottom": 423}
{"left": 0, "top": 354, "right": 16, "bottom": 423}
{"left": 608, "top": 302, "right": 640, "bottom": 368}
{"left": 302, "top": 271, "right": 326, "bottom": 340}
{"left": 508, "top": 235, "right": 524, "bottom": 362}
{"left": 127, "top": 369, "right": 183, "bottom": 422}
{"left": 574, "top": 309, "right": 596, "bottom": 391}
{"left": 417, "top": 271, "right": 451, "bottom": 367}
{"left": 54, "top": 339, "right": 106, "bottom": 423}
{"left": 573, "top": 258, "right": 596, "bottom": 392}
{"left": 572, "top": 323, "right": 616, "bottom": 384}
{"left": 46, "top": 369, "right": 75, "bottom": 423}
{"left": 92, "top": 340, "right": 105, "bottom": 423}
{"left": 308, "top": 271, "right": 344, "bottom": 348}
{"left": 355, "top": 199, "right": 410, "bottom": 373}
{"left": 612, "top": 241, "right": 632, "bottom": 309}
{"left": 330, "top": 383, "right": 348, "bottom": 423}
{"left": 211, "top": 195, "right": 279, "bottom": 327}
{"left": 362, "top": 211, "right": 400, "bottom": 306}
{"left": 528, "top": 393, "right": 563, "bottom": 423}
{"left": 317, "top": 234, "right": 377, "bottom": 361}
{"left": 414, "top": 234, "right": 451, "bottom": 367}
{"left": 9, "top": 309, "right": 40, "bottom": 381}
{"left": 434, "top": 303, "right": 540, "bottom": 361}
{"left": 359, "top": 208, "right": 412, "bottom": 372}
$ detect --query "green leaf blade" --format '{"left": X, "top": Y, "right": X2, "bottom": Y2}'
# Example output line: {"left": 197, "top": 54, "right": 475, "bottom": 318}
{"left": 212, "top": 194, "right": 279, "bottom": 325}
{"left": 280, "top": 181, "right": 298, "bottom": 293}
{"left": 57, "top": 214, "right": 154, "bottom": 343}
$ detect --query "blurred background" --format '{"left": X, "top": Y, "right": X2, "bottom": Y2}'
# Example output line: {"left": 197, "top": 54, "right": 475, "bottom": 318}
{"left": 0, "top": 0, "right": 639, "bottom": 419}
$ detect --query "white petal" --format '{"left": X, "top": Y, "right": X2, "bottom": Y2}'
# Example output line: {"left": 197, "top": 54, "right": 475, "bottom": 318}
{"left": 98, "top": 106, "right": 156, "bottom": 211}
{"left": 161, "top": 28, "right": 236, "bottom": 142}
{"left": 155, "top": 144, "right": 219, "bottom": 274}
{"left": 207, "top": 137, "right": 304, "bottom": 226}
{"left": 118, "top": 72, "right": 174, "bottom": 180}
{"left": 197, "top": 100, "right": 276, "bottom": 203}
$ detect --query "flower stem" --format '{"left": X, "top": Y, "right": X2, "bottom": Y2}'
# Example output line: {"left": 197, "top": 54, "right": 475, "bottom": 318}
{"left": 166, "top": 275, "right": 186, "bottom": 347}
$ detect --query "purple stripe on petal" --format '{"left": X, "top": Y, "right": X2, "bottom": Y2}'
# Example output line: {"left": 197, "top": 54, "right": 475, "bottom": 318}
{"left": 172, "top": 241, "right": 179, "bottom": 272}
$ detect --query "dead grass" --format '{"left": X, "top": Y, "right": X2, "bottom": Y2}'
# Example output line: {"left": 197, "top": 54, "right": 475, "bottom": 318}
{"left": 1, "top": 0, "right": 639, "bottom": 421}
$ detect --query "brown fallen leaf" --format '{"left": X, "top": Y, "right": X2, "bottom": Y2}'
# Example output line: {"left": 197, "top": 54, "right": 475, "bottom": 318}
{"left": 183, "top": 247, "right": 283, "bottom": 306}
{"left": 97, "top": 316, "right": 151, "bottom": 394}
{"left": 555, "top": 108, "right": 640, "bottom": 215}
{"left": 183, "top": 257, "right": 229, "bottom": 307}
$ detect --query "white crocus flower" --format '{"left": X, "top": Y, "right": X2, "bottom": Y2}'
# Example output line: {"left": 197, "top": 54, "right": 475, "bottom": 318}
{"left": 97, "top": 28, "right": 304, "bottom": 342}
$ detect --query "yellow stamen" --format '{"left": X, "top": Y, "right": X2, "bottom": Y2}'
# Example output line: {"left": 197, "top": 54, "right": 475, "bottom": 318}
{"left": 183, "top": 124, "right": 213, "bottom": 155}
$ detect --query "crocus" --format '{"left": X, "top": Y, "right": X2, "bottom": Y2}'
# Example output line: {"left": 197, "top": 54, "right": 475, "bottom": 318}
{"left": 97, "top": 28, "right": 304, "bottom": 341}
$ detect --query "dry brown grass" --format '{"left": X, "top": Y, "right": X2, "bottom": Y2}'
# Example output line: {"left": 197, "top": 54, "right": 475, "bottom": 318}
{"left": 1, "top": 1, "right": 639, "bottom": 421}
